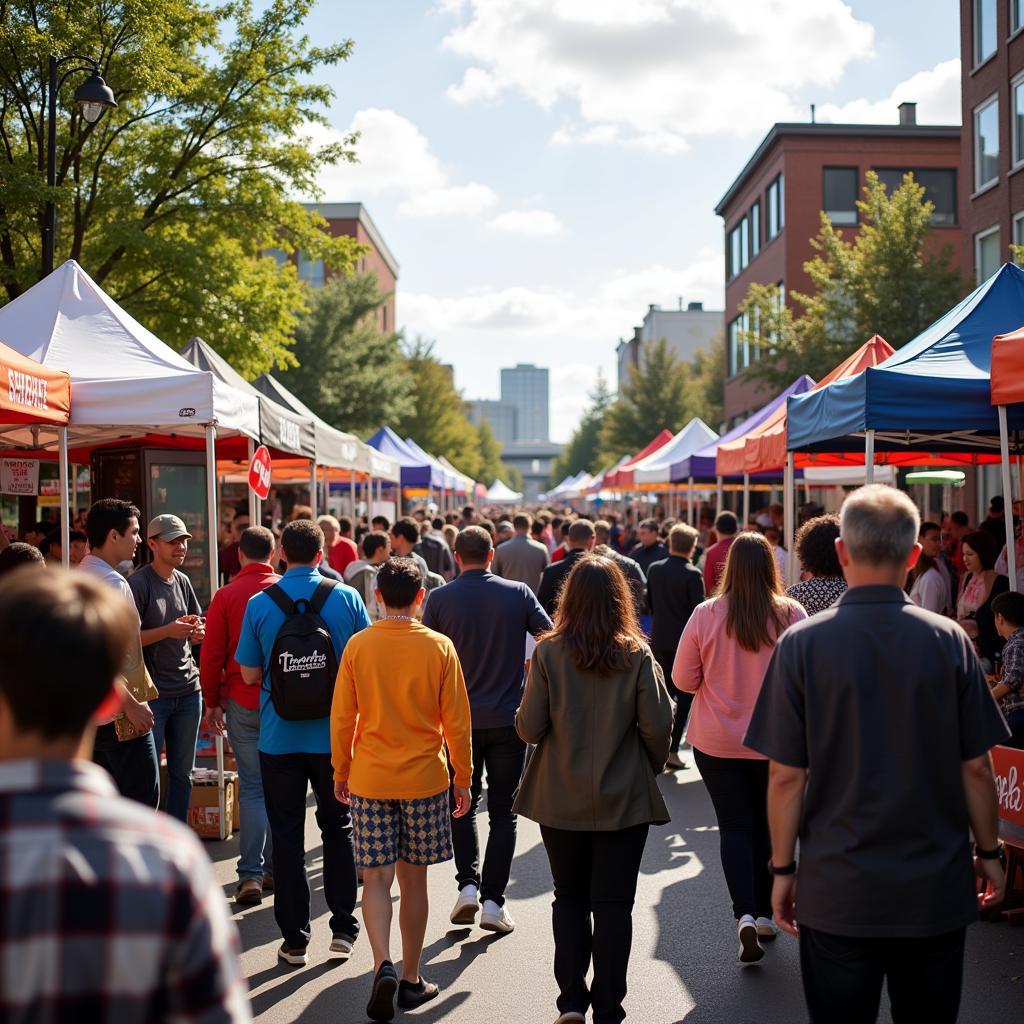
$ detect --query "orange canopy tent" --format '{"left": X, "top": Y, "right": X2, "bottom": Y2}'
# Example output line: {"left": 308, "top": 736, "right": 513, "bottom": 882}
{"left": 991, "top": 325, "right": 1024, "bottom": 406}
{"left": 602, "top": 429, "right": 675, "bottom": 490}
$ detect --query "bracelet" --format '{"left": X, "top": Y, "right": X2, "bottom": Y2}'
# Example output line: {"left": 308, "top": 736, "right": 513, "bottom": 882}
{"left": 975, "top": 844, "right": 1001, "bottom": 860}
{"left": 767, "top": 860, "right": 797, "bottom": 876}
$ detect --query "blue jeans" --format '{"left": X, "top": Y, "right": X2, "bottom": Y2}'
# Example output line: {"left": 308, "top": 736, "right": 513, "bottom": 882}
{"left": 225, "top": 698, "right": 273, "bottom": 881}
{"left": 152, "top": 690, "right": 202, "bottom": 822}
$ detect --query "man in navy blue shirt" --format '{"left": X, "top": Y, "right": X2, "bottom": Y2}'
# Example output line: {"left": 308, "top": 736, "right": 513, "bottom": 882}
{"left": 422, "top": 525, "right": 551, "bottom": 935}
{"left": 237, "top": 519, "right": 371, "bottom": 967}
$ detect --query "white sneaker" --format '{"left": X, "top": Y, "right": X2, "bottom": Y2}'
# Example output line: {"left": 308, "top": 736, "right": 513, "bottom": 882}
{"left": 553, "top": 1014, "right": 586, "bottom": 1023}
{"left": 737, "top": 914, "right": 765, "bottom": 964}
{"left": 755, "top": 916, "right": 778, "bottom": 941}
{"left": 450, "top": 885, "right": 480, "bottom": 925}
{"left": 479, "top": 899, "right": 515, "bottom": 934}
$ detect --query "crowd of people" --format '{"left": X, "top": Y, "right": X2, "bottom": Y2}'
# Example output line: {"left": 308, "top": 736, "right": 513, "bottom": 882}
{"left": 0, "top": 485, "right": 1017, "bottom": 1024}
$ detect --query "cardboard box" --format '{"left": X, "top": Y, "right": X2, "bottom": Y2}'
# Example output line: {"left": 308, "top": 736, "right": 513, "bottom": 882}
{"left": 188, "top": 779, "right": 235, "bottom": 840}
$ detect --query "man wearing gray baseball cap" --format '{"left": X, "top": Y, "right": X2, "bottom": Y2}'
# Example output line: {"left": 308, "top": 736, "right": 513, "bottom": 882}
{"left": 128, "top": 513, "right": 207, "bottom": 822}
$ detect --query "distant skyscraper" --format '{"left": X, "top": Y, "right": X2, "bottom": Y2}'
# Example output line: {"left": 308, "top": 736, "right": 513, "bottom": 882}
{"left": 500, "top": 364, "right": 549, "bottom": 442}
{"left": 468, "top": 400, "right": 518, "bottom": 444}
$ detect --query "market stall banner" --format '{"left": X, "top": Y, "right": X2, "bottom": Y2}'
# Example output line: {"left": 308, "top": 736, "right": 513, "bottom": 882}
{"left": 248, "top": 445, "right": 273, "bottom": 499}
{"left": 993, "top": 744, "right": 1024, "bottom": 829}
{"left": 0, "top": 458, "right": 39, "bottom": 495}
{"left": 0, "top": 338, "right": 71, "bottom": 425}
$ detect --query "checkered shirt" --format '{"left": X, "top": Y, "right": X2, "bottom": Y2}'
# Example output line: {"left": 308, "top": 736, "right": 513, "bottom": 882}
{"left": 0, "top": 759, "right": 251, "bottom": 1024}
{"left": 1000, "top": 628, "right": 1024, "bottom": 715}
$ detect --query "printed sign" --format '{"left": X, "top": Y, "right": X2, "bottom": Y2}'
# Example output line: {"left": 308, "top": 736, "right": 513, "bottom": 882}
{"left": 248, "top": 445, "right": 273, "bottom": 499}
{"left": 993, "top": 745, "right": 1024, "bottom": 828}
{"left": 0, "top": 458, "right": 40, "bottom": 495}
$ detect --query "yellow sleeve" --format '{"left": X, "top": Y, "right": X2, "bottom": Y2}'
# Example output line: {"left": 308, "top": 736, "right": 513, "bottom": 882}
{"left": 330, "top": 645, "right": 358, "bottom": 782}
{"left": 439, "top": 640, "right": 473, "bottom": 789}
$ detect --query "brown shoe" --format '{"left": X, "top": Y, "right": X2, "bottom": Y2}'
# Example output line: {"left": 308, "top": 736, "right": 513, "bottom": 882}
{"left": 261, "top": 875, "right": 274, "bottom": 893}
{"left": 235, "top": 878, "right": 263, "bottom": 905}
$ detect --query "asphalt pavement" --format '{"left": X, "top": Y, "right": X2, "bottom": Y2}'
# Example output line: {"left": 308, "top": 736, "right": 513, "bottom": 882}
{"left": 206, "top": 750, "right": 1024, "bottom": 1023}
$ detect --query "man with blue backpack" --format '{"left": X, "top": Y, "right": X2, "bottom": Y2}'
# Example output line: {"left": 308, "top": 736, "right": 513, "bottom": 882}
{"left": 237, "top": 519, "right": 371, "bottom": 967}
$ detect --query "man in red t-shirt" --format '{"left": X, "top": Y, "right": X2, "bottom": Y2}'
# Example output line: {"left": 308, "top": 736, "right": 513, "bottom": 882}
{"left": 702, "top": 511, "right": 739, "bottom": 594}
{"left": 320, "top": 515, "right": 359, "bottom": 575}
{"left": 201, "top": 526, "right": 280, "bottom": 905}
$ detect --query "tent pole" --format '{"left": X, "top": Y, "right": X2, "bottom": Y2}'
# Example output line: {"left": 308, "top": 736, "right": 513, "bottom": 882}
{"left": 742, "top": 473, "right": 750, "bottom": 528}
{"left": 716, "top": 476, "right": 723, "bottom": 518}
{"left": 999, "top": 406, "right": 1017, "bottom": 593}
{"left": 784, "top": 452, "right": 795, "bottom": 587}
{"left": 58, "top": 426, "right": 70, "bottom": 568}
{"left": 205, "top": 426, "right": 220, "bottom": 603}
{"left": 246, "top": 437, "right": 259, "bottom": 526}
{"left": 308, "top": 461, "right": 317, "bottom": 516}
{"left": 350, "top": 462, "right": 357, "bottom": 521}
{"left": 688, "top": 476, "right": 695, "bottom": 526}
{"left": 864, "top": 430, "right": 876, "bottom": 486}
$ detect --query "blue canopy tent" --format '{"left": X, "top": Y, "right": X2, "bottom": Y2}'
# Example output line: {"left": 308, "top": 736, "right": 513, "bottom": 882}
{"left": 403, "top": 436, "right": 459, "bottom": 491}
{"left": 367, "top": 426, "right": 455, "bottom": 511}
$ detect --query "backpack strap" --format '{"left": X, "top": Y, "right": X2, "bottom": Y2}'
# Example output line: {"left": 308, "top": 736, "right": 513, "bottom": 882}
{"left": 264, "top": 583, "right": 294, "bottom": 617}
{"left": 309, "top": 576, "right": 336, "bottom": 615}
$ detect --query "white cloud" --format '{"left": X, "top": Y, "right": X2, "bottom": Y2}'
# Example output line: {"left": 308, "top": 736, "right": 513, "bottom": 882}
{"left": 307, "top": 108, "right": 498, "bottom": 217}
{"left": 441, "top": 0, "right": 876, "bottom": 152}
{"left": 816, "top": 59, "right": 962, "bottom": 125}
{"left": 488, "top": 210, "right": 565, "bottom": 236}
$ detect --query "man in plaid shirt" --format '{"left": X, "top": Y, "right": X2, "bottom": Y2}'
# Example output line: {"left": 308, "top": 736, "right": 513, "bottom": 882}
{"left": 993, "top": 591, "right": 1024, "bottom": 748}
{"left": 0, "top": 569, "right": 250, "bottom": 1024}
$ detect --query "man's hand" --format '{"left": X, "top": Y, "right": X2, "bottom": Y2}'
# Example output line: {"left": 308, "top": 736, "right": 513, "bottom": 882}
{"left": 976, "top": 855, "right": 1007, "bottom": 909}
{"left": 771, "top": 875, "right": 799, "bottom": 937}
{"left": 165, "top": 618, "right": 197, "bottom": 640}
{"left": 123, "top": 698, "right": 155, "bottom": 734}
{"left": 189, "top": 619, "right": 206, "bottom": 644}
{"left": 334, "top": 780, "right": 351, "bottom": 805}
{"left": 203, "top": 705, "right": 226, "bottom": 735}
{"left": 452, "top": 786, "right": 472, "bottom": 818}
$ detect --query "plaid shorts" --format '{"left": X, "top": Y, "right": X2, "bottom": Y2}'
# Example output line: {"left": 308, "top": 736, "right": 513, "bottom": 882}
{"left": 350, "top": 791, "right": 453, "bottom": 868}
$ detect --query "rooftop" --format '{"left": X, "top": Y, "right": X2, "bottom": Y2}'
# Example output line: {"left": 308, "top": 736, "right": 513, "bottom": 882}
{"left": 301, "top": 201, "right": 400, "bottom": 277}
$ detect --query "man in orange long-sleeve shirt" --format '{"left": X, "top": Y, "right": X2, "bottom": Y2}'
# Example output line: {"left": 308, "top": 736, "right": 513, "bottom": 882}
{"left": 331, "top": 558, "right": 472, "bottom": 1023}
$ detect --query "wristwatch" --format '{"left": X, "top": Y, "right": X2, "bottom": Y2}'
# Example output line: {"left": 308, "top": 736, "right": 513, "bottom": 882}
{"left": 975, "top": 844, "right": 1001, "bottom": 860}
{"left": 767, "top": 859, "right": 797, "bottom": 876}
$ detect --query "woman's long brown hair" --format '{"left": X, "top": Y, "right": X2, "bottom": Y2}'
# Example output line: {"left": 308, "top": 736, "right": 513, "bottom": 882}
{"left": 544, "top": 555, "right": 647, "bottom": 674}
{"left": 716, "top": 531, "right": 795, "bottom": 652}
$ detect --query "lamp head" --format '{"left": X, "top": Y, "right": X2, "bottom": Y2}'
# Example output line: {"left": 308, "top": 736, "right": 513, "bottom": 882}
{"left": 74, "top": 73, "right": 117, "bottom": 123}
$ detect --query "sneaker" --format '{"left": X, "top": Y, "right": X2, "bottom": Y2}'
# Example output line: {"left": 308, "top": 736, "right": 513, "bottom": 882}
{"left": 755, "top": 916, "right": 778, "bottom": 941}
{"left": 479, "top": 899, "right": 515, "bottom": 934}
{"left": 396, "top": 976, "right": 440, "bottom": 1010}
{"left": 666, "top": 750, "right": 687, "bottom": 771}
{"left": 329, "top": 933, "right": 356, "bottom": 956}
{"left": 366, "top": 960, "right": 399, "bottom": 1022}
{"left": 553, "top": 1014, "right": 586, "bottom": 1023}
{"left": 277, "top": 942, "right": 308, "bottom": 967}
{"left": 450, "top": 885, "right": 480, "bottom": 925}
{"left": 234, "top": 878, "right": 263, "bottom": 905}
{"left": 737, "top": 915, "right": 765, "bottom": 964}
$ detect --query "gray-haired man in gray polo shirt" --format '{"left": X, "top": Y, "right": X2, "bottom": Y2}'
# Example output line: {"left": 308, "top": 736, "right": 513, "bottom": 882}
{"left": 746, "top": 485, "right": 1009, "bottom": 1024}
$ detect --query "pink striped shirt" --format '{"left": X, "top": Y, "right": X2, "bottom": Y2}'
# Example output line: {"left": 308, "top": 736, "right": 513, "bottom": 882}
{"left": 672, "top": 595, "right": 807, "bottom": 759}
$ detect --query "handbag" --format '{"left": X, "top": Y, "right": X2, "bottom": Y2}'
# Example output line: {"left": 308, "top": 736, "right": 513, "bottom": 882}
{"left": 114, "top": 636, "right": 159, "bottom": 742}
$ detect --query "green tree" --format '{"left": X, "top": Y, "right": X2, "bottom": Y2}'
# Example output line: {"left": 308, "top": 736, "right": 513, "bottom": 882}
{"left": 599, "top": 339, "right": 690, "bottom": 463}
{"left": 687, "top": 336, "right": 725, "bottom": 429}
{"left": 393, "top": 338, "right": 484, "bottom": 479}
{"left": 475, "top": 419, "right": 505, "bottom": 485}
{"left": 738, "top": 171, "right": 965, "bottom": 390}
{"left": 502, "top": 463, "right": 524, "bottom": 493}
{"left": 549, "top": 370, "right": 613, "bottom": 483}
{"left": 0, "top": 0, "right": 360, "bottom": 374}
{"left": 277, "top": 272, "right": 413, "bottom": 435}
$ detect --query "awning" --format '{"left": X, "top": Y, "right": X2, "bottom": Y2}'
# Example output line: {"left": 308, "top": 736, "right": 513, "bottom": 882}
{"left": 603, "top": 429, "right": 675, "bottom": 490}
{"left": 991, "top": 325, "right": 1024, "bottom": 406}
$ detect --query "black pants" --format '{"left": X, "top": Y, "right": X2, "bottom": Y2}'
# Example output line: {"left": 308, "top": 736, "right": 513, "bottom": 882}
{"left": 540, "top": 823, "right": 649, "bottom": 1024}
{"left": 692, "top": 747, "right": 772, "bottom": 920}
{"left": 450, "top": 725, "right": 526, "bottom": 906}
{"left": 259, "top": 751, "right": 358, "bottom": 949}
{"left": 799, "top": 925, "right": 966, "bottom": 1023}
{"left": 654, "top": 650, "right": 692, "bottom": 753}
{"left": 92, "top": 723, "right": 160, "bottom": 808}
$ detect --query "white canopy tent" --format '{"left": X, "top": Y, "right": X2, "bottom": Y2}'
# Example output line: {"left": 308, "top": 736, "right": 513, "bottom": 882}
{"left": 486, "top": 479, "right": 523, "bottom": 503}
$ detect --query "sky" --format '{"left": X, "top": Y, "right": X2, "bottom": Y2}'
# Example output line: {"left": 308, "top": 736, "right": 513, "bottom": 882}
{"left": 291, "top": 0, "right": 963, "bottom": 442}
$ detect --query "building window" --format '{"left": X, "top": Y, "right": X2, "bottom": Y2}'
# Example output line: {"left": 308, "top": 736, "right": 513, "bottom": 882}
{"left": 874, "top": 168, "right": 957, "bottom": 226}
{"left": 727, "top": 312, "right": 751, "bottom": 378}
{"left": 750, "top": 201, "right": 761, "bottom": 257}
{"left": 727, "top": 215, "right": 750, "bottom": 279}
{"left": 975, "top": 0, "right": 997, "bottom": 65}
{"left": 1014, "top": 212, "right": 1024, "bottom": 249}
{"left": 297, "top": 253, "right": 325, "bottom": 287}
{"left": 1015, "top": 0, "right": 1024, "bottom": 35}
{"left": 823, "top": 167, "right": 859, "bottom": 225}
{"left": 264, "top": 248, "right": 288, "bottom": 266}
{"left": 766, "top": 174, "right": 784, "bottom": 239}
{"left": 975, "top": 226, "right": 1001, "bottom": 284}
{"left": 974, "top": 97, "right": 1000, "bottom": 191}
{"left": 1014, "top": 75, "right": 1024, "bottom": 167}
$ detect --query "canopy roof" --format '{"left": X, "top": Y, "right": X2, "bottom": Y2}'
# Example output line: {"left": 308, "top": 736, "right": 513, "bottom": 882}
{"left": 585, "top": 455, "right": 630, "bottom": 494}
{"left": 0, "top": 338, "right": 70, "bottom": 432}
{"left": 486, "top": 479, "right": 522, "bottom": 503}
{"left": 181, "top": 338, "right": 316, "bottom": 460}
{"left": 438, "top": 455, "right": 475, "bottom": 496}
{"left": 671, "top": 376, "right": 815, "bottom": 482}
{"left": 403, "top": 436, "right": 459, "bottom": 491}
{"left": 366, "top": 426, "right": 445, "bottom": 488}
{"left": 719, "top": 336, "right": 894, "bottom": 474}
{"left": 603, "top": 429, "right": 675, "bottom": 490}
{"left": 634, "top": 419, "right": 719, "bottom": 485}
{"left": 991, "top": 325, "right": 1024, "bottom": 406}
{"left": 0, "top": 260, "right": 258, "bottom": 447}
{"left": 789, "top": 264, "right": 1024, "bottom": 454}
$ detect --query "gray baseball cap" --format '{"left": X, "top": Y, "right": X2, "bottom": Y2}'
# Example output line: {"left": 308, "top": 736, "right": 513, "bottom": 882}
{"left": 147, "top": 514, "right": 192, "bottom": 541}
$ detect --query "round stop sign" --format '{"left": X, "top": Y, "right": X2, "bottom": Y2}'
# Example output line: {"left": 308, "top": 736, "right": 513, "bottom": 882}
{"left": 248, "top": 445, "right": 273, "bottom": 499}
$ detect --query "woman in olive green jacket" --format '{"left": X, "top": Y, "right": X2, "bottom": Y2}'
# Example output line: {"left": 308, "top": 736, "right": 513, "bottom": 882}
{"left": 514, "top": 555, "right": 673, "bottom": 1024}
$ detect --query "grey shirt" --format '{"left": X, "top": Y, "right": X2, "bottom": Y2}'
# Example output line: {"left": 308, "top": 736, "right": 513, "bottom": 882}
{"left": 128, "top": 565, "right": 202, "bottom": 698}
{"left": 745, "top": 585, "right": 1009, "bottom": 938}
{"left": 491, "top": 533, "right": 551, "bottom": 593}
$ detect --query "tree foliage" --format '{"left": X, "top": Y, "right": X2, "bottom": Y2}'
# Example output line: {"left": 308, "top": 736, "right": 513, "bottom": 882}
{"left": 549, "top": 371, "right": 613, "bottom": 483}
{"left": 276, "top": 272, "right": 413, "bottom": 435}
{"left": 738, "top": 171, "right": 966, "bottom": 390}
{"left": 0, "top": 0, "right": 360, "bottom": 373}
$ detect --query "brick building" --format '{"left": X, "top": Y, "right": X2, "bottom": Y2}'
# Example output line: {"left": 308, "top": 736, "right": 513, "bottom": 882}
{"left": 716, "top": 114, "right": 962, "bottom": 425}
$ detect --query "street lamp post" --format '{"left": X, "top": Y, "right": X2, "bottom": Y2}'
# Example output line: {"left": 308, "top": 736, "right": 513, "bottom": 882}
{"left": 43, "top": 55, "right": 117, "bottom": 276}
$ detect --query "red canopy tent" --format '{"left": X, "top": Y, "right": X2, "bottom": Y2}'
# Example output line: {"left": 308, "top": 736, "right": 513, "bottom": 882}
{"left": 991, "top": 326, "right": 1024, "bottom": 592}
{"left": 602, "top": 429, "right": 674, "bottom": 490}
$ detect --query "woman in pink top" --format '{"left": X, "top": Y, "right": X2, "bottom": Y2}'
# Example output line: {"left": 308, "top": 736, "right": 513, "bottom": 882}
{"left": 672, "top": 532, "right": 806, "bottom": 965}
